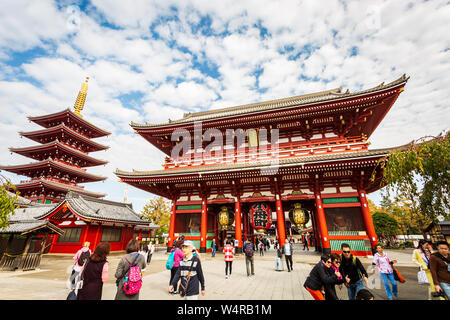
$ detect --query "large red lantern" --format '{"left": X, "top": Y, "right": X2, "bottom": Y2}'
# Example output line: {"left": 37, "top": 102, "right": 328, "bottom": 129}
{"left": 249, "top": 202, "right": 272, "bottom": 232}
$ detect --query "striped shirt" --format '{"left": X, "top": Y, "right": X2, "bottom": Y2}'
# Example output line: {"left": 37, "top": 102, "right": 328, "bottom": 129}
{"left": 171, "top": 254, "right": 205, "bottom": 296}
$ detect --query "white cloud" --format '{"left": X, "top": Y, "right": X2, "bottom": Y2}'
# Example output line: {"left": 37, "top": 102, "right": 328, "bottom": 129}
{"left": 0, "top": 0, "right": 449, "bottom": 212}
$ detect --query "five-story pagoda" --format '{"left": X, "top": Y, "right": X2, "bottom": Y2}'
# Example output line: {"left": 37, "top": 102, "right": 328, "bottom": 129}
{"left": 0, "top": 77, "right": 110, "bottom": 204}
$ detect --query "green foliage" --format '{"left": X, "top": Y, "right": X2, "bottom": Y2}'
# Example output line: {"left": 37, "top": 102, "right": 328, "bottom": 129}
{"left": 0, "top": 176, "right": 18, "bottom": 230}
{"left": 140, "top": 196, "right": 171, "bottom": 239}
{"left": 372, "top": 211, "right": 399, "bottom": 237}
{"left": 374, "top": 131, "right": 450, "bottom": 232}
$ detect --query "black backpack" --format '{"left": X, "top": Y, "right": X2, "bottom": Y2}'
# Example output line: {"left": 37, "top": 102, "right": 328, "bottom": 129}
{"left": 77, "top": 250, "right": 90, "bottom": 266}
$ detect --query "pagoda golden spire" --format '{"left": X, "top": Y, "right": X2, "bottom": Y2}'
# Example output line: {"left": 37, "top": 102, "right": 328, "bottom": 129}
{"left": 73, "top": 76, "right": 89, "bottom": 117}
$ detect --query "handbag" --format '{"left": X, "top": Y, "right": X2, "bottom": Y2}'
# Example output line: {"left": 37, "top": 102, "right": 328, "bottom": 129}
{"left": 179, "top": 256, "right": 197, "bottom": 298}
{"left": 392, "top": 266, "right": 405, "bottom": 283}
{"left": 417, "top": 266, "right": 430, "bottom": 285}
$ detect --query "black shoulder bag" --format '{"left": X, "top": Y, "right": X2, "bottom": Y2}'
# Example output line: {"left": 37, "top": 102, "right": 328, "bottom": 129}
{"left": 179, "top": 256, "right": 197, "bottom": 298}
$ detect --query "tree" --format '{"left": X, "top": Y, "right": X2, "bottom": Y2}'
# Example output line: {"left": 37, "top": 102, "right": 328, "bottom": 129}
{"left": 373, "top": 131, "right": 450, "bottom": 233}
{"left": 140, "top": 196, "right": 171, "bottom": 239}
{"left": 372, "top": 211, "right": 399, "bottom": 238}
{"left": 0, "top": 175, "right": 18, "bottom": 230}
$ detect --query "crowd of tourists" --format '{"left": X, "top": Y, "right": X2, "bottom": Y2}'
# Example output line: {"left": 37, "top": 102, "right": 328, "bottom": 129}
{"left": 66, "top": 235, "right": 450, "bottom": 301}
{"left": 304, "top": 240, "right": 450, "bottom": 300}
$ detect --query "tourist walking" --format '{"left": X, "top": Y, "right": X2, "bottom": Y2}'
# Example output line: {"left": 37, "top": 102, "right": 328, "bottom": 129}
{"left": 138, "top": 243, "right": 149, "bottom": 266}
{"left": 370, "top": 244, "right": 399, "bottom": 300}
{"left": 258, "top": 241, "right": 264, "bottom": 256}
{"left": 430, "top": 241, "right": 450, "bottom": 299}
{"left": 282, "top": 239, "right": 294, "bottom": 272}
{"left": 168, "top": 239, "right": 185, "bottom": 295}
{"left": 275, "top": 247, "right": 284, "bottom": 271}
{"left": 68, "top": 241, "right": 91, "bottom": 290}
{"left": 304, "top": 254, "right": 342, "bottom": 300}
{"left": 77, "top": 242, "right": 110, "bottom": 300}
{"left": 324, "top": 253, "right": 350, "bottom": 300}
{"left": 303, "top": 233, "right": 310, "bottom": 251}
{"left": 244, "top": 240, "right": 255, "bottom": 276}
{"left": 147, "top": 241, "right": 154, "bottom": 264}
{"left": 223, "top": 240, "right": 235, "bottom": 279}
{"left": 114, "top": 239, "right": 146, "bottom": 300}
{"left": 211, "top": 239, "right": 217, "bottom": 257}
{"left": 412, "top": 239, "right": 435, "bottom": 299}
{"left": 339, "top": 243, "right": 368, "bottom": 300}
{"left": 169, "top": 240, "right": 205, "bottom": 300}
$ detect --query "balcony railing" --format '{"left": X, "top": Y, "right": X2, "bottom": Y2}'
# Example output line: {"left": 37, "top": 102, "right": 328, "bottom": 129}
{"left": 163, "top": 136, "right": 369, "bottom": 169}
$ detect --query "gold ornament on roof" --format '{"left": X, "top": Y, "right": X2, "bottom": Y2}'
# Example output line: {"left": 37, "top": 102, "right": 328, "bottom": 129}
{"left": 74, "top": 76, "right": 89, "bottom": 117}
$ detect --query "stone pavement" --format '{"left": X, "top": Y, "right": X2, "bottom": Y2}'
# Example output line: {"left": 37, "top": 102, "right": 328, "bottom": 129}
{"left": 0, "top": 246, "right": 425, "bottom": 300}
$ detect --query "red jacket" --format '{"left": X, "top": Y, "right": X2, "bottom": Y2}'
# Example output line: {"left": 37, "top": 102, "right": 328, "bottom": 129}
{"left": 223, "top": 245, "right": 235, "bottom": 262}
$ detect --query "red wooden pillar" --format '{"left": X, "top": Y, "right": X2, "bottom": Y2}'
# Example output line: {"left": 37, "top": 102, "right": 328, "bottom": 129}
{"left": 167, "top": 200, "right": 177, "bottom": 252}
{"left": 242, "top": 209, "right": 248, "bottom": 242}
{"left": 234, "top": 197, "right": 243, "bottom": 253}
{"left": 200, "top": 198, "right": 208, "bottom": 253}
{"left": 314, "top": 183, "right": 331, "bottom": 254}
{"left": 275, "top": 195, "right": 286, "bottom": 246}
{"left": 359, "top": 189, "right": 378, "bottom": 251}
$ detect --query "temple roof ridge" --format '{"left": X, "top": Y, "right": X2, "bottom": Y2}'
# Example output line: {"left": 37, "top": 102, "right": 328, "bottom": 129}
{"left": 115, "top": 141, "right": 412, "bottom": 178}
{"left": 131, "top": 74, "right": 409, "bottom": 129}
{"left": 20, "top": 123, "right": 110, "bottom": 151}
{"left": 0, "top": 158, "right": 107, "bottom": 181}
{"left": 28, "top": 108, "right": 111, "bottom": 138}
{"left": 9, "top": 139, "right": 109, "bottom": 166}
{"left": 14, "top": 178, "right": 107, "bottom": 198}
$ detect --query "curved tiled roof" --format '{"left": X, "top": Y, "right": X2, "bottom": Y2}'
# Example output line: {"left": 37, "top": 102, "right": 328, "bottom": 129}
{"left": 131, "top": 74, "right": 409, "bottom": 129}
{"left": 42, "top": 192, "right": 158, "bottom": 226}
{"left": 0, "top": 220, "right": 63, "bottom": 235}
{"left": 13, "top": 178, "right": 107, "bottom": 198}
{"left": 115, "top": 143, "right": 412, "bottom": 178}
{"left": 28, "top": 108, "right": 111, "bottom": 138}
{"left": 10, "top": 140, "right": 108, "bottom": 167}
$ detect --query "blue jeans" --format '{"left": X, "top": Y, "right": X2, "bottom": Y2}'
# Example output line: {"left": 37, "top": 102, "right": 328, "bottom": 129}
{"left": 440, "top": 282, "right": 450, "bottom": 298}
{"left": 211, "top": 248, "right": 216, "bottom": 257}
{"left": 380, "top": 272, "right": 398, "bottom": 299}
{"left": 347, "top": 278, "right": 365, "bottom": 300}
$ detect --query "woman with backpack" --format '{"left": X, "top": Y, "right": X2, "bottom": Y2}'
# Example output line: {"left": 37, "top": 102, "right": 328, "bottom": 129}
{"left": 68, "top": 241, "right": 91, "bottom": 290}
{"left": 77, "top": 242, "right": 110, "bottom": 300}
{"left": 114, "top": 239, "right": 146, "bottom": 300}
{"left": 223, "top": 240, "right": 235, "bottom": 279}
{"left": 168, "top": 239, "right": 185, "bottom": 295}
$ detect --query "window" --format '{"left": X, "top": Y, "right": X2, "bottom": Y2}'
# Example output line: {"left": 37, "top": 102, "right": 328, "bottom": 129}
{"left": 57, "top": 227, "right": 82, "bottom": 243}
{"left": 101, "top": 228, "right": 122, "bottom": 242}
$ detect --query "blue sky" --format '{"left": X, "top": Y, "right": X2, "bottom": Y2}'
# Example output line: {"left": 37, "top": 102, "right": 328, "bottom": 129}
{"left": 0, "top": 0, "right": 449, "bottom": 213}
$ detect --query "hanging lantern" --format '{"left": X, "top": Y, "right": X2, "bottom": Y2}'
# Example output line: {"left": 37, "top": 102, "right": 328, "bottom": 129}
{"left": 217, "top": 206, "right": 234, "bottom": 230}
{"left": 249, "top": 202, "right": 272, "bottom": 232}
{"left": 288, "top": 202, "right": 309, "bottom": 230}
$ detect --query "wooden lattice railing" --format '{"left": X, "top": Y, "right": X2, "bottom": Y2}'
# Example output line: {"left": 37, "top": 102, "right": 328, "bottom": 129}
{"left": 0, "top": 253, "right": 42, "bottom": 271}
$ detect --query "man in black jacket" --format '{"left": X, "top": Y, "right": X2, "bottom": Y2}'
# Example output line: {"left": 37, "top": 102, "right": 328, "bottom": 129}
{"left": 339, "top": 243, "right": 368, "bottom": 300}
